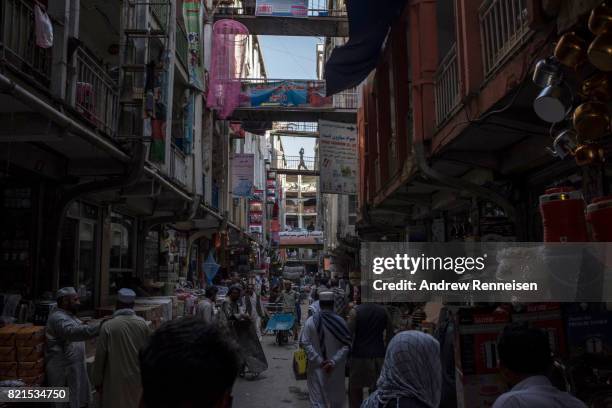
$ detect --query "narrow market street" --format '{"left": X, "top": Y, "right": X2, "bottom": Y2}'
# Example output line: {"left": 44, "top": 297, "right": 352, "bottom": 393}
{"left": 232, "top": 336, "right": 310, "bottom": 408}
{"left": 1, "top": 1, "right": 612, "bottom": 408}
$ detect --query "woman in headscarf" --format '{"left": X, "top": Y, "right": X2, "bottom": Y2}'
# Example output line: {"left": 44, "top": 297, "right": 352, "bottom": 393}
{"left": 361, "top": 331, "right": 442, "bottom": 408}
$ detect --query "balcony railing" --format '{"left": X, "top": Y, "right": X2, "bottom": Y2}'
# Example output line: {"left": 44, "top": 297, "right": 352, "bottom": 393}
{"left": 0, "top": 0, "right": 52, "bottom": 86}
{"left": 480, "top": 0, "right": 531, "bottom": 78}
{"left": 273, "top": 155, "right": 318, "bottom": 171}
{"left": 216, "top": 1, "right": 347, "bottom": 17}
{"left": 333, "top": 88, "right": 359, "bottom": 110}
{"left": 74, "top": 48, "right": 119, "bottom": 136}
{"left": 273, "top": 122, "right": 318, "bottom": 133}
{"left": 170, "top": 144, "right": 187, "bottom": 186}
{"left": 435, "top": 44, "right": 460, "bottom": 126}
{"left": 176, "top": 23, "right": 188, "bottom": 70}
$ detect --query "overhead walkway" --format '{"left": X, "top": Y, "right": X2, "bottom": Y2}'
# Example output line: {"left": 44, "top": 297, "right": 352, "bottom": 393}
{"left": 214, "top": 5, "right": 348, "bottom": 37}
{"left": 271, "top": 155, "right": 319, "bottom": 176}
{"left": 230, "top": 79, "right": 358, "bottom": 123}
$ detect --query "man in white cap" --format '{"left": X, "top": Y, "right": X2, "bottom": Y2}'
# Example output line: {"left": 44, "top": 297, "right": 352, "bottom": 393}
{"left": 299, "top": 291, "right": 351, "bottom": 408}
{"left": 92, "top": 288, "right": 152, "bottom": 408}
{"left": 46, "top": 287, "right": 103, "bottom": 408}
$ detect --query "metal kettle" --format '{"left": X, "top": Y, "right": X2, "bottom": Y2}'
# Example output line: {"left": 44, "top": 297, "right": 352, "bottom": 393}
{"left": 547, "top": 130, "right": 578, "bottom": 159}
{"left": 580, "top": 72, "right": 612, "bottom": 102}
{"left": 554, "top": 32, "right": 587, "bottom": 68}
{"left": 589, "top": 2, "right": 612, "bottom": 35}
{"left": 588, "top": 32, "right": 612, "bottom": 71}
{"left": 573, "top": 101, "right": 611, "bottom": 140}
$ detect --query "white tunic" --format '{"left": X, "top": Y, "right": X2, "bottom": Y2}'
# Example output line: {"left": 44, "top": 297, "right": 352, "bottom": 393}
{"left": 299, "top": 315, "right": 349, "bottom": 408}
{"left": 492, "top": 376, "right": 587, "bottom": 408}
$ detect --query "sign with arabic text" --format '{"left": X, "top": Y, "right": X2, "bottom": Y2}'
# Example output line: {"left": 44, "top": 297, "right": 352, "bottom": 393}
{"left": 231, "top": 153, "right": 254, "bottom": 197}
{"left": 319, "top": 120, "right": 358, "bottom": 194}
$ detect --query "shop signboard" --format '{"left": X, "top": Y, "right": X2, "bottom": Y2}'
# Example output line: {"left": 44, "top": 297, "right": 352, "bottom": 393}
{"left": 279, "top": 230, "right": 323, "bottom": 246}
{"left": 319, "top": 120, "right": 358, "bottom": 195}
{"left": 240, "top": 80, "right": 331, "bottom": 108}
{"left": 231, "top": 153, "right": 254, "bottom": 197}
{"left": 255, "top": 0, "right": 308, "bottom": 18}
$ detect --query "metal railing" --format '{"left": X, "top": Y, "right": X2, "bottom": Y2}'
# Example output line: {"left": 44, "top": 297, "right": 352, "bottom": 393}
{"left": 273, "top": 155, "right": 318, "bottom": 171}
{"left": 435, "top": 44, "right": 460, "bottom": 126}
{"left": 151, "top": 2, "right": 169, "bottom": 32}
{"left": 0, "top": 0, "right": 52, "bottom": 85}
{"left": 333, "top": 87, "right": 359, "bottom": 110}
{"left": 480, "top": 0, "right": 531, "bottom": 78}
{"left": 273, "top": 122, "right": 319, "bottom": 133}
{"left": 74, "top": 48, "right": 119, "bottom": 136}
{"left": 176, "top": 23, "right": 188, "bottom": 70}
{"left": 170, "top": 144, "right": 187, "bottom": 186}
{"left": 216, "top": 1, "right": 347, "bottom": 17}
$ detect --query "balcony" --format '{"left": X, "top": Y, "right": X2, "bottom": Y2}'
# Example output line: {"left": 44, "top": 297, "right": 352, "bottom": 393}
{"left": 213, "top": 1, "right": 348, "bottom": 37}
{"left": 74, "top": 48, "right": 119, "bottom": 136}
{"left": 333, "top": 87, "right": 359, "bottom": 110}
{"left": 480, "top": 0, "right": 531, "bottom": 78}
{"left": 435, "top": 44, "right": 460, "bottom": 126}
{"left": 170, "top": 144, "right": 187, "bottom": 187}
{"left": 0, "top": 0, "right": 52, "bottom": 87}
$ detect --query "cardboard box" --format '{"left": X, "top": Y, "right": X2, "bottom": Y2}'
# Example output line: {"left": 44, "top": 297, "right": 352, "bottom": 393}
{"left": 15, "top": 326, "right": 45, "bottom": 347}
{"left": 0, "top": 347, "right": 16, "bottom": 362}
{"left": 0, "top": 324, "right": 31, "bottom": 347}
{"left": 17, "top": 344, "right": 44, "bottom": 362}
{"left": 0, "top": 362, "right": 17, "bottom": 377}
{"left": 20, "top": 373, "right": 45, "bottom": 386}
{"left": 18, "top": 358, "right": 44, "bottom": 377}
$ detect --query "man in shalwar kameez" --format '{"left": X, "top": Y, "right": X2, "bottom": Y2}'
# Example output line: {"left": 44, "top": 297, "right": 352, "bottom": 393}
{"left": 45, "top": 287, "right": 103, "bottom": 408}
{"left": 92, "top": 288, "right": 152, "bottom": 408}
{"left": 300, "top": 291, "right": 351, "bottom": 408}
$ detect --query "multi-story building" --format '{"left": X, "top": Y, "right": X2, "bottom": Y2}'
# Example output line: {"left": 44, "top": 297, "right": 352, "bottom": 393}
{"left": 334, "top": 2, "right": 610, "bottom": 242}
{"left": 0, "top": 0, "right": 266, "bottom": 306}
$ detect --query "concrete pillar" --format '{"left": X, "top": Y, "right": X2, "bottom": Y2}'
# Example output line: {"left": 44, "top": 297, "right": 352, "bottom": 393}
{"left": 455, "top": 0, "right": 484, "bottom": 95}
{"left": 47, "top": 0, "right": 71, "bottom": 101}
{"left": 99, "top": 208, "right": 112, "bottom": 306}
{"left": 163, "top": 1, "right": 177, "bottom": 175}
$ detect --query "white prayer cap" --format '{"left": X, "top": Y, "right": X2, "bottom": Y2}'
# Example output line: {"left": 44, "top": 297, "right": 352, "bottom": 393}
{"left": 56, "top": 287, "right": 77, "bottom": 299}
{"left": 319, "top": 291, "right": 334, "bottom": 302}
{"left": 117, "top": 288, "right": 136, "bottom": 303}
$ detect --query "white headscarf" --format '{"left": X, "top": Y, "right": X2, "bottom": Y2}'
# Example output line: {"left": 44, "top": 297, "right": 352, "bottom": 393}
{"left": 361, "top": 331, "right": 442, "bottom": 408}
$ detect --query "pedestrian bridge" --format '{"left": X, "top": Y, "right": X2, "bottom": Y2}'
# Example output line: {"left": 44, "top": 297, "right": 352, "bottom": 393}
{"left": 230, "top": 79, "right": 358, "bottom": 123}
{"left": 214, "top": 4, "right": 348, "bottom": 37}
{"left": 271, "top": 155, "right": 319, "bottom": 176}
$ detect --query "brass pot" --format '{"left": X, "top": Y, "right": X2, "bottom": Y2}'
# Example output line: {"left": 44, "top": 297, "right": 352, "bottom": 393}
{"left": 589, "top": 3, "right": 612, "bottom": 35}
{"left": 580, "top": 72, "right": 612, "bottom": 102}
{"left": 554, "top": 32, "right": 586, "bottom": 68}
{"left": 588, "top": 32, "right": 612, "bottom": 71}
{"left": 574, "top": 143, "right": 605, "bottom": 166}
{"left": 573, "top": 101, "right": 611, "bottom": 140}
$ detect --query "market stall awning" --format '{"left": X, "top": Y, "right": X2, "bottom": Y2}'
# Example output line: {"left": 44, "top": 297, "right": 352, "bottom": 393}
{"left": 324, "top": 0, "right": 407, "bottom": 96}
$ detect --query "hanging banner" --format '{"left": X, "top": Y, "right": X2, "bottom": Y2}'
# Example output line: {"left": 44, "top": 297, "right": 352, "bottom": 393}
{"left": 240, "top": 80, "right": 331, "bottom": 108}
{"left": 183, "top": 0, "right": 205, "bottom": 90}
{"left": 255, "top": 0, "right": 308, "bottom": 17}
{"left": 231, "top": 153, "right": 255, "bottom": 197}
{"left": 319, "top": 120, "right": 358, "bottom": 194}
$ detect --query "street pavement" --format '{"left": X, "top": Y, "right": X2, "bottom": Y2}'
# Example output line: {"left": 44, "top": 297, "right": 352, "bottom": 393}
{"left": 232, "top": 335, "right": 311, "bottom": 407}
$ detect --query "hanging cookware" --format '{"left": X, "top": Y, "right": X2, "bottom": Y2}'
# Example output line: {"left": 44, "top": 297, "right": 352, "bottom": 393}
{"left": 547, "top": 129, "right": 578, "bottom": 159}
{"left": 533, "top": 84, "right": 572, "bottom": 123}
{"left": 572, "top": 101, "right": 610, "bottom": 140}
{"left": 574, "top": 143, "right": 605, "bottom": 166}
{"left": 589, "top": 3, "right": 612, "bottom": 35}
{"left": 588, "top": 32, "right": 612, "bottom": 71}
{"left": 580, "top": 72, "right": 612, "bottom": 102}
{"left": 532, "top": 57, "right": 563, "bottom": 88}
{"left": 554, "top": 32, "right": 587, "bottom": 68}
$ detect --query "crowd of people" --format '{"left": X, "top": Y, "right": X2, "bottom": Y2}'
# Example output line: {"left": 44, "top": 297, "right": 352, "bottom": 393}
{"left": 43, "top": 276, "right": 589, "bottom": 408}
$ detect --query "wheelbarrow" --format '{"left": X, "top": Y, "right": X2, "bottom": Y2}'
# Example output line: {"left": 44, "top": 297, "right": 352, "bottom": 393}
{"left": 265, "top": 312, "right": 295, "bottom": 346}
